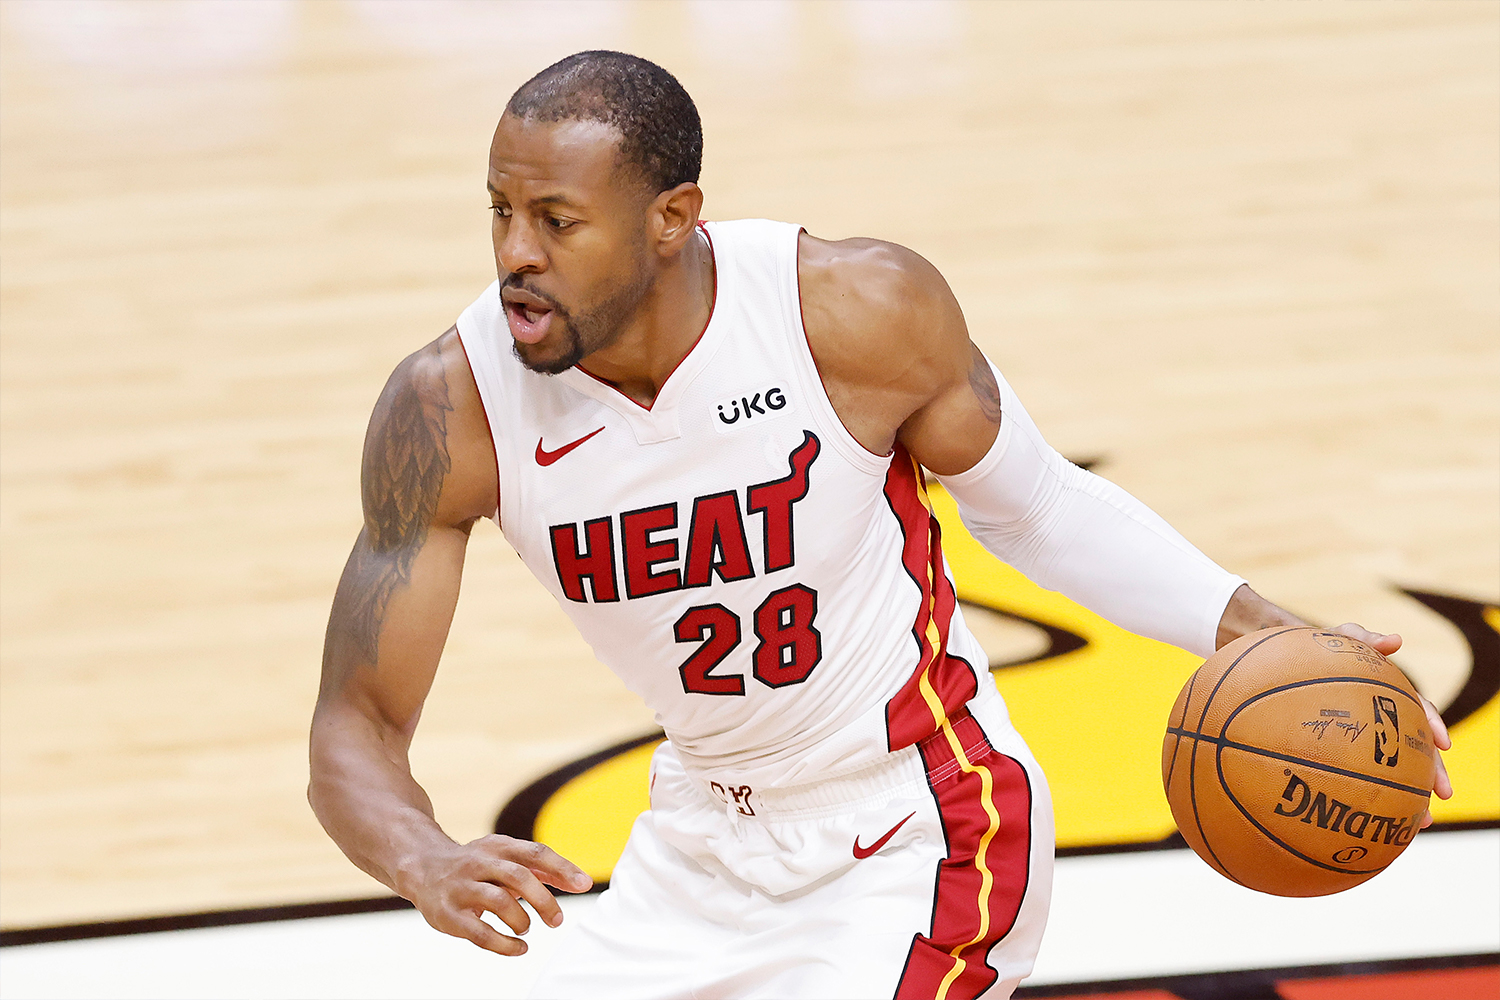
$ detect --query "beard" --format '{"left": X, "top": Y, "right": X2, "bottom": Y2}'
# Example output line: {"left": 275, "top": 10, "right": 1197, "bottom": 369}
{"left": 507, "top": 258, "right": 654, "bottom": 376}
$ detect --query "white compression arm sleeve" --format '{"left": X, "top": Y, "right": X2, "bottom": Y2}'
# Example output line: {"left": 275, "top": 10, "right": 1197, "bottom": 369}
{"left": 935, "top": 362, "right": 1245, "bottom": 658}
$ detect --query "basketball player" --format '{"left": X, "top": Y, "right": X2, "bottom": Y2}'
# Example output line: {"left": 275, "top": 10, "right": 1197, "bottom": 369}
{"left": 308, "top": 52, "right": 1451, "bottom": 999}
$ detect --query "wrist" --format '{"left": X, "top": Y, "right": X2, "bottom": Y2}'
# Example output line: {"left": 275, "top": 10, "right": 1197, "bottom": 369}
{"left": 379, "top": 815, "right": 458, "bottom": 899}
{"left": 1215, "top": 584, "right": 1308, "bottom": 650}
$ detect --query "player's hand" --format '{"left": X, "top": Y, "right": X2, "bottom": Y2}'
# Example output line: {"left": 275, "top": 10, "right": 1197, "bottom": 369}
{"left": 1330, "top": 623, "right": 1454, "bottom": 828}
{"left": 397, "top": 834, "right": 594, "bottom": 956}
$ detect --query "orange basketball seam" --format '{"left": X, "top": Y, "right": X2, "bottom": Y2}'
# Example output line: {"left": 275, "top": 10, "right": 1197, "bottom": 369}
{"left": 1189, "top": 626, "right": 1305, "bottom": 738}
{"left": 1211, "top": 736, "right": 1424, "bottom": 878}
{"left": 1186, "top": 739, "right": 1239, "bottom": 885}
{"left": 1166, "top": 728, "right": 1432, "bottom": 798}
{"left": 1222, "top": 675, "right": 1425, "bottom": 712}
{"left": 1166, "top": 627, "right": 1434, "bottom": 896}
{"left": 1181, "top": 627, "right": 1319, "bottom": 890}
{"left": 1212, "top": 755, "right": 1411, "bottom": 878}
{"left": 1163, "top": 666, "right": 1200, "bottom": 790}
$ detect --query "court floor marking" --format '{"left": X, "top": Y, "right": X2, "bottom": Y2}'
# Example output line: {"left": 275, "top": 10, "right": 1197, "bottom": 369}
{"left": 0, "top": 829, "right": 1493, "bottom": 1000}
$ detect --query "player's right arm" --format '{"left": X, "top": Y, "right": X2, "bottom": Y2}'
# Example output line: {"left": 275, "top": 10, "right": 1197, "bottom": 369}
{"left": 800, "top": 235, "right": 1244, "bottom": 657}
{"left": 308, "top": 329, "right": 590, "bottom": 957}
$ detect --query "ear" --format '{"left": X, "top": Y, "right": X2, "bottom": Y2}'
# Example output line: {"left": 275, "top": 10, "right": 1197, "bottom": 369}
{"left": 647, "top": 182, "right": 704, "bottom": 257}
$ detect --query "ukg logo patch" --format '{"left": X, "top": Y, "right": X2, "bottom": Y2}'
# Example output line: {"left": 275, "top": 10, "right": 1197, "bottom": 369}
{"left": 714, "top": 386, "right": 791, "bottom": 433}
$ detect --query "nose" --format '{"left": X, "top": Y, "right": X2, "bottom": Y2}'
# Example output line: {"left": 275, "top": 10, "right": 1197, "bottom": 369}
{"left": 496, "top": 215, "right": 546, "bottom": 275}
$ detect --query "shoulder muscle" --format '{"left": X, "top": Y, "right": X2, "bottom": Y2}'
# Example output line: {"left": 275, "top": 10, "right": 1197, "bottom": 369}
{"left": 797, "top": 233, "right": 975, "bottom": 458}
{"left": 362, "top": 328, "right": 496, "bottom": 541}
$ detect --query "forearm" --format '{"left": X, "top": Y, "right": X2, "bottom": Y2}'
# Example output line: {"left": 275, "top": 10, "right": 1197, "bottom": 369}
{"left": 936, "top": 361, "right": 1244, "bottom": 658}
{"left": 308, "top": 706, "right": 454, "bottom": 894}
{"left": 309, "top": 527, "right": 470, "bottom": 895}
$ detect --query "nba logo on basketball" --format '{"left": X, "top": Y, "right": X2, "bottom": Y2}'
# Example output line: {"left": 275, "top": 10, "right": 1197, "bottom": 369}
{"left": 1372, "top": 696, "right": 1400, "bottom": 768}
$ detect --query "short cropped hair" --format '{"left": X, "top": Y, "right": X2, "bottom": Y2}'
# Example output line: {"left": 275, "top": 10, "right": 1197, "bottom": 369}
{"left": 506, "top": 51, "right": 702, "bottom": 195}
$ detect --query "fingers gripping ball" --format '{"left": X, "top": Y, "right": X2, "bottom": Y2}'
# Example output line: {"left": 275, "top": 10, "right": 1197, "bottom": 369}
{"left": 1161, "top": 627, "right": 1438, "bottom": 897}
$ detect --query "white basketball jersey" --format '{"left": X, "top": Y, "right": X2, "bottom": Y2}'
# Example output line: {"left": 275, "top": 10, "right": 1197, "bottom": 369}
{"left": 457, "top": 219, "right": 1002, "bottom": 788}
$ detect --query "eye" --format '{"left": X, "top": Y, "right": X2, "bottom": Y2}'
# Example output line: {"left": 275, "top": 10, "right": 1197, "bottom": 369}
{"left": 547, "top": 216, "right": 576, "bottom": 232}
{"left": 490, "top": 204, "right": 511, "bottom": 219}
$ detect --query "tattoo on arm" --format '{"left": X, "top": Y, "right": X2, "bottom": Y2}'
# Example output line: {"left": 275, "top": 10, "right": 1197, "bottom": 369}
{"left": 967, "top": 343, "right": 1003, "bottom": 424}
{"left": 327, "top": 343, "right": 455, "bottom": 667}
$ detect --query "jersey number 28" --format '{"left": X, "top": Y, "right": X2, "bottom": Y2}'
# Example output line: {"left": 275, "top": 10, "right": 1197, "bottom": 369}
{"left": 673, "top": 584, "right": 822, "bottom": 696}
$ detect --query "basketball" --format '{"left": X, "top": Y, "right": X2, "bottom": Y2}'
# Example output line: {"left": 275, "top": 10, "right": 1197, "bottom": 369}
{"left": 1162, "top": 626, "right": 1438, "bottom": 897}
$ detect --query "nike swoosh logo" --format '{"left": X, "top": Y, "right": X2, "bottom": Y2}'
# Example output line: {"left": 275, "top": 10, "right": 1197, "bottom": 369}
{"left": 535, "top": 427, "right": 605, "bottom": 466}
{"left": 852, "top": 811, "right": 916, "bottom": 860}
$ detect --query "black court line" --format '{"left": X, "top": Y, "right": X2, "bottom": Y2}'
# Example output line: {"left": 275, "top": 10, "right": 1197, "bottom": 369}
{"left": 1401, "top": 588, "right": 1500, "bottom": 729}
{"left": 1012, "top": 950, "right": 1498, "bottom": 999}
{"left": 5, "top": 821, "right": 1490, "bottom": 947}
{"left": 0, "top": 897, "right": 415, "bottom": 947}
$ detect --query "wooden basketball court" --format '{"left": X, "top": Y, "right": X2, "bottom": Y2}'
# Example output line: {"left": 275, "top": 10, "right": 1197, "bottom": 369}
{"left": 2, "top": 0, "right": 1495, "bottom": 963}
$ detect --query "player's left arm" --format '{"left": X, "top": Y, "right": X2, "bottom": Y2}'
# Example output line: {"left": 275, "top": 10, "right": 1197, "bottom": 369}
{"left": 801, "top": 234, "right": 1449, "bottom": 816}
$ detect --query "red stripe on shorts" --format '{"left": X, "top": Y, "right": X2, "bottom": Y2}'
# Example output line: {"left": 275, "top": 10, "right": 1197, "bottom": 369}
{"left": 896, "top": 713, "right": 1034, "bottom": 1000}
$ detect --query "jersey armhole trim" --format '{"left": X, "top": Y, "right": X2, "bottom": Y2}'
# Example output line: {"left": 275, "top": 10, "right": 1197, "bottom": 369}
{"left": 454, "top": 321, "right": 504, "bottom": 528}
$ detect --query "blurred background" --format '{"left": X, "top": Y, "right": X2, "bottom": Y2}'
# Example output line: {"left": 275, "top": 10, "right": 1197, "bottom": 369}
{"left": 1, "top": 1, "right": 1496, "bottom": 997}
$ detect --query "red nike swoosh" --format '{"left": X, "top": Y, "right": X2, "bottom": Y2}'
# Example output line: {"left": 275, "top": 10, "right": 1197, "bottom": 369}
{"left": 852, "top": 811, "right": 916, "bottom": 860}
{"left": 535, "top": 427, "right": 605, "bottom": 466}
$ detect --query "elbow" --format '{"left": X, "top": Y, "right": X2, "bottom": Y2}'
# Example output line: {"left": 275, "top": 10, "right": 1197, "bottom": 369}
{"left": 306, "top": 754, "right": 345, "bottom": 835}
{"left": 306, "top": 742, "right": 328, "bottom": 819}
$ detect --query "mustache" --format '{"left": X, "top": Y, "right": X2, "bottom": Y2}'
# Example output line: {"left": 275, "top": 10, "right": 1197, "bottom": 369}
{"left": 501, "top": 273, "right": 566, "bottom": 314}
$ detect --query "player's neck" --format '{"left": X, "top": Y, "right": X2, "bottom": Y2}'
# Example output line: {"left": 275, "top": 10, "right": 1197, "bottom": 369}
{"left": 578, "top": 229, "right": 716, "bottom": 407}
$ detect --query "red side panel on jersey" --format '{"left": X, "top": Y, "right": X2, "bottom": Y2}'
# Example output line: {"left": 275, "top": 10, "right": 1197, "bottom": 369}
{"left": 897, "top": 714, "right": 1034, "bottom": 1000}
{"left": 882, "top": 446, "right": 977, "bottom": 750}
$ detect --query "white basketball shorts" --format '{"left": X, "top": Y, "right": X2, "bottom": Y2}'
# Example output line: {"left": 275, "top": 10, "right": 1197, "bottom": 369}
{"left": 529, "top": 693, "right": 1055, "bottom": 1000}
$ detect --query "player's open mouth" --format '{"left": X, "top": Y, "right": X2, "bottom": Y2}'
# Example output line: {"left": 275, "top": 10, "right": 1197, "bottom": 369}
{"left": 502, "top": 289, "right": 556, "bottom": 345}
{"left": 505, "top": 299, "right": 554, "bottom": 344}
